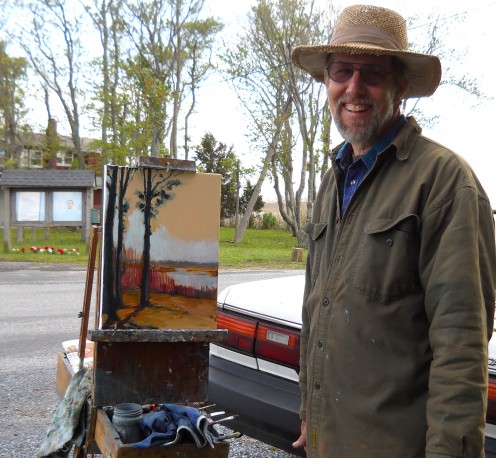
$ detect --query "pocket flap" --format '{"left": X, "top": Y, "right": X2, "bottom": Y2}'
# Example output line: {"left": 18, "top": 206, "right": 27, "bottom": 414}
{"left": 307, "top": 223, "right": 327, "bottom": 240}
{"left": 302, "top": 222, "right": 327, "bottom": 240}
{"left": 364, "top": 214, "right": 419, "bottom": 235}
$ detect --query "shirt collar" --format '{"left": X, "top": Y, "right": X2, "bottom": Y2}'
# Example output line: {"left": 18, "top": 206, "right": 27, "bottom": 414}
{"left": 336, "top": 115, "right": 407, "bottom": 171}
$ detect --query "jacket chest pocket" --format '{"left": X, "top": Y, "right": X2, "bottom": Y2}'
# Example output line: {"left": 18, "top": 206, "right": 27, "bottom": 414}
{"left": 351, "top": 214, "right": 421, "bottom": 303}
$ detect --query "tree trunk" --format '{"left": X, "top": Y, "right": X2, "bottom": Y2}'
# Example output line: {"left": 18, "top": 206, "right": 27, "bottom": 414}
{"left": 140, "top": 168, "right": 152, "bottom": 306}
{"left": 102, "top": 166, "right": 119, "bottom": 326}
{"left": 234, "top": 98, "right": 291, "bottom": 244}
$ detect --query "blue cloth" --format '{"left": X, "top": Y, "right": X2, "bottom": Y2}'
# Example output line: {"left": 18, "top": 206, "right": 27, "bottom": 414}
{"left": 131, "top": 404, "right": 214, "bottom": 449}
{"left": 336, "top": 116, "right": 407, "bottom": 214}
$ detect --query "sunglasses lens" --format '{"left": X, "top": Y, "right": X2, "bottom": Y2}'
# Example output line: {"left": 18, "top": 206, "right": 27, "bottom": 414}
{"left": 327, "top": 62, "right": 389, "bottom": 85}
{"left": 327, "top": 63, "right": 354, "bottom": 83}
{"left": 361, "top": 65, "right": 389, "bottom": 85}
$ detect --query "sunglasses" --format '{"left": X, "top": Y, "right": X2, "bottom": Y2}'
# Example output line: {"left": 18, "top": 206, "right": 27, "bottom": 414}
{"left": 326, "top": 62, "right": 391, "bottom": 86}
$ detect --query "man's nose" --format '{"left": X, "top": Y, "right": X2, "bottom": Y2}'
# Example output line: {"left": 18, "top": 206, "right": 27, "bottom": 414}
{"left": 345, "top": 70, "right": 367, "bottom": 95}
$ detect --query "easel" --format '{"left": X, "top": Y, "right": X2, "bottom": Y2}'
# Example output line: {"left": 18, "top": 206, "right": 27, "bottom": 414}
{"left": 57, "top": 158, "right": 229, "bottom": 457}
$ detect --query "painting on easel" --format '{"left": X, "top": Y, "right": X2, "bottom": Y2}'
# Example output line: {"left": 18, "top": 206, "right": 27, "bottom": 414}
{"left": 99, "top": 165, "right": 221, "bottom": 330}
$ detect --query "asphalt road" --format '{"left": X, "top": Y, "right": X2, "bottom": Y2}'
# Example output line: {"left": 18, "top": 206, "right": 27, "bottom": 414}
{"left": 0, "top": 262, "right": 303, "bottom": 457}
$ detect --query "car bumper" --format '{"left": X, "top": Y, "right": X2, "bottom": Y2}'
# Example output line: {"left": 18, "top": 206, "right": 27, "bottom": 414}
{"left": 208, "top": 354, "right": 304, "bottom": 457}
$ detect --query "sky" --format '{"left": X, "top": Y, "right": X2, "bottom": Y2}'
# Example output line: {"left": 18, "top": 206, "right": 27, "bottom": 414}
{"left": 13, "top": 0, "right": 496, "bottom": 207}
{"left": 190, "top": 0, "right": 496, "bottom": 207}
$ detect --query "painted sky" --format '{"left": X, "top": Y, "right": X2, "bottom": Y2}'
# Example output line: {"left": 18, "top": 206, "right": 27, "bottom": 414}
{"left": 121, "top": 170, "right": 221, "bottom": 264}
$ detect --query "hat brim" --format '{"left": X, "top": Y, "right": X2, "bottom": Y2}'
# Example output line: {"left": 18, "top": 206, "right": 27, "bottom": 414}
{"left": 291, "top": 44, "right": 442, "bottom": 98}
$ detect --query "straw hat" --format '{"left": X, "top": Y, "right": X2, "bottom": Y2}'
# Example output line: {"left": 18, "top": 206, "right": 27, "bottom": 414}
{"left": 291, "top": 4, "right": 442, "bottom": 98}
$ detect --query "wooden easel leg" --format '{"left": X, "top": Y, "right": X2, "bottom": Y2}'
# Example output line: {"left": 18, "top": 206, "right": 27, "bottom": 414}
{"left": 78, "top": 226, "right": 100, "bottom": 370}
{"left": 73, "top": 445, "right": 85, "bottom": 457}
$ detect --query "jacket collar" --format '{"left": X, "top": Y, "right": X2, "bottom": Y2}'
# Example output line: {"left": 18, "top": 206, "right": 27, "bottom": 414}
{"left": 391, "top": 116, "right": 423, "bottom": 161}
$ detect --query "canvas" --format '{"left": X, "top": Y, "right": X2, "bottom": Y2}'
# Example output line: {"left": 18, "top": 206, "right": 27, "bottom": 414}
{"left": 100, "top": 166, "right": 221, "bottom": 330}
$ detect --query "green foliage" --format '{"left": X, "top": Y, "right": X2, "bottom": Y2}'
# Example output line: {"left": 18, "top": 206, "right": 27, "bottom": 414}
{"left": 239, "top": 180, "right": 264, "bottom": 214}
{"left": 2, "top": 157, "right": 17, "bottom": 168}
{"left": 0, "top": 41, "right": 28, "bottom": 165}
{"left": 262, "top": 212, "right": 277, "bottom": 230}
{"left": 194, "top": 132, "right": 240, "bottom": 219}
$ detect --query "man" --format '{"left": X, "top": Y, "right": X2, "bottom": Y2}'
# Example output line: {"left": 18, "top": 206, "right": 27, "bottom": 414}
{"left": 291, "top": 4, "right": 496, "bottom": 457}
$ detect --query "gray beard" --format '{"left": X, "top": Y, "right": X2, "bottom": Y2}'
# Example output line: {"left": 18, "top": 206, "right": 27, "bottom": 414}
{"left": 333, "top": 98, "right": 394, "bottom": 148}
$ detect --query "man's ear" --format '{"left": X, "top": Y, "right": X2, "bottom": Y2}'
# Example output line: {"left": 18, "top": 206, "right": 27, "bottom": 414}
{"left": 396, "top": 79, "right": 409, "bottom": 103}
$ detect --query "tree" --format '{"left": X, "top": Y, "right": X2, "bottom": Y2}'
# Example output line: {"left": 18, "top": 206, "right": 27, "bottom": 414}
{"left": 16, "top": 0, "right": 87, "bottom": 169}
{"left": 404, "top": 12, "right": 485, "bottom": 124}
{"left": 120, "top": 0, "right": 222, "bottom": 158}
{"left": 167, "top": 0, "right": 223, "bottom": 158}
{"left": 239, "top": 180, "right": 265, "bottom": 215}
{"left": 182, "top": 16, "right": 223, "bottom": 159}
{"left": 85, "top": 0, "right": 130, "bottom": 165}
{"left": 125, "top": 0, "right": 172, "bottom": 157}
{"left": 224, "top": 0, "right": 328, "bottom": 244}
{"left": 0, "top": 42, "right": 27, "bottom": 168}
{"left": 194, "top": 132, "right": 239, "bottom": 219}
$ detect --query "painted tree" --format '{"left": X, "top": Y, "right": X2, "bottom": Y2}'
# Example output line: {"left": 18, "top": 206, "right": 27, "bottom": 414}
{"left": 115, "top": 167, "right": 135, "bottom": 307}
{"left": 135, "top": 168, "right": 181, "bottom": 307}
{"left": 102, "top": 166, "right": 119, "bottom": 325}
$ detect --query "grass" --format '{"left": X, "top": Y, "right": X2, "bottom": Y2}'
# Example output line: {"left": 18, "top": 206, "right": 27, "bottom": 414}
{"left": 0, "top": 226, "right": 307, "bottom": 269}
{"left": 0, "top": 226, "right": 88, "bottom": 265}
{"left": 219, "top": 227, "right": 306, "bottom": 269}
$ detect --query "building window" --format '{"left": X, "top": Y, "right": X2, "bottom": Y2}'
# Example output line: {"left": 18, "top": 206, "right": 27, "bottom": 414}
{"left": 20, "top": 150, "right": 29, "bottom": 168}
{"left": 31, "top": 150, "right": 43, "bottom": 168}
{"left": 57, "top": 150, "right": 76, "bottom": 167}
{"left": 19, "top": 150, "right": 43, "bottom": 168}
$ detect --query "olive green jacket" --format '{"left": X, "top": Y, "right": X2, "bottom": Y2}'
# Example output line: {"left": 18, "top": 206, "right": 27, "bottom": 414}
{"left": 300, "top": 117, "right": 496, "bottom": 458}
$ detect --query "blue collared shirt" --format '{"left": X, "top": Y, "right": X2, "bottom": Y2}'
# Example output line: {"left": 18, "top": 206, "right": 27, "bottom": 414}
{"left": 335, "top": 116, "right": 407, "bottom": 215}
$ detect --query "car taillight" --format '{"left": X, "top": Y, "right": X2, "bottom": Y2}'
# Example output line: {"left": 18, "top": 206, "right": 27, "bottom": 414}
{"left": 487, "top": 376, "right": 496, "bottom": 423}
{"left": 217, "top": 310, "right": 257, "bottom": 353}
{"left": 216, "top": 310, "right": 301, "bottom": 370}
{"left": 255, "top": 323, "right": 300, "bottom": 369}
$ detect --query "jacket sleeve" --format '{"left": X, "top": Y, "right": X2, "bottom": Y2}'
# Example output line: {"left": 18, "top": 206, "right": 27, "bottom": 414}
{"left": 420, "top": 185, "right": 496, "bottom": 457}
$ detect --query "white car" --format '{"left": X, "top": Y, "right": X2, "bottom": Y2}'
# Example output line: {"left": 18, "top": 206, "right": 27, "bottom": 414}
{"left": 209, "top": 274, "right": 304, "bottom": 455}
{"left": 208, "top": 274, "right": 496, "bottom": 457}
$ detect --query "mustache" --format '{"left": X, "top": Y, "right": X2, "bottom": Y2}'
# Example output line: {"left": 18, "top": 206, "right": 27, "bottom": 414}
{"left": 336, "top": 95, "right": 375, "bottom": 106}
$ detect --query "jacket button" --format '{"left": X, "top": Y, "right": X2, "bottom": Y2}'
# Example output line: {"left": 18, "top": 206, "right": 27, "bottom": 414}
{"left": 318, "top": 340, "right": 323, "bottom": 348}
{"left": 386, "top": 238, "right": 393, "bottom": 246}
{"left": 315, "top": 382, "right": 321, "bottom": 390}
{"left": 322, "top": 298, "right": 330, "bottom": 306}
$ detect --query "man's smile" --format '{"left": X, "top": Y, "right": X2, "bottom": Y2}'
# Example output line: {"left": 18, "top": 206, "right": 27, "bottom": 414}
{"left": 343, "top": 102, "right": 372, "bottom": 113}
